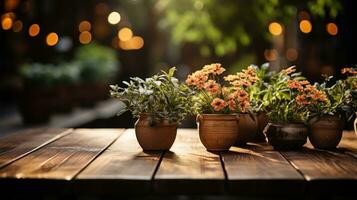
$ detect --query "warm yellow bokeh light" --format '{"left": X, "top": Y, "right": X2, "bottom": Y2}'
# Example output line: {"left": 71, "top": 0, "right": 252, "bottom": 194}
{"left": 46, "top": 32, "right": 59, "bottom": 46}
{"left": 107, "top": 11, "right": 121, "bottom": 25}
{"left": 299, "top": 20, "right": 312, "bottom": 34}
{"left": 326, "top": 23, "right": 338, "bottom": 36}
{"left": 79, "top": 31, "right": 92, "bottom": 44}
{"left": 29, "top": 24, "right": 40, "bottom": 37}
{"left": 1, "top": 17, "right": 13, "bottom": 30}
{"left": 118, "top": 27, "right": 133, "bottom": 41}
{"left": 268, "top": 22, "right": 283, "bottom": 36}
{"left": 79, "top": 20, "right": 91, "bottom": 32}
{"left": 286, "top": 48, "right": 298, "bottom": 61}
{"left": 119, "top": 36, "right": 144, "bottom": 50}
{"left": 264, "top": 49, "right": 278, "bottom": 61}
{"left": 12, "top": 20, "right": 22, "bottom": 32}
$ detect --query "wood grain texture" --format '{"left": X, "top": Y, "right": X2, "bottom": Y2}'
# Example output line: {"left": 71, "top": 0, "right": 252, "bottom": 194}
{"left": 75, "top": 129, "right": 162, "bottom": 195}
{"left": 0, "top": 129, "right": 121, "bottom": 179}
{"left": 0, "top": 128, "right": 72, "bottom": 169}
{"left": 222, "top": 144, "right": 304, "bottom": 195}
{"left": 153, "top": 129, "right": 225, "bottom": 194}
{"left": 338, "top": 131, "right": 357, "bottom": 158}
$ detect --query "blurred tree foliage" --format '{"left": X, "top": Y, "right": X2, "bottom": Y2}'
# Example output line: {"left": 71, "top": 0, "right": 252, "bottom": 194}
{"left": 154, "top": 0, "right": 342, "bottom": 57}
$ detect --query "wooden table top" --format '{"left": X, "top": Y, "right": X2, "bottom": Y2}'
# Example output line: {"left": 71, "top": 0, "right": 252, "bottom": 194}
{"left": 0, "top": 128, "right": 356, "bottom": 198}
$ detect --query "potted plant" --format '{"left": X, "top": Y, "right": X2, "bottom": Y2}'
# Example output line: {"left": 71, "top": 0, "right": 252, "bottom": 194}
{"left": 110, "top": 67, "right": 193, "bottom": 151}
{"left": 224, "top": 65, "right": 260, "bottom": 146}
{"left": 186, "top": 63, "right": 256, "bottom": 151}
{"left": 263, "top": 66, "right": 324, "bottom": 150}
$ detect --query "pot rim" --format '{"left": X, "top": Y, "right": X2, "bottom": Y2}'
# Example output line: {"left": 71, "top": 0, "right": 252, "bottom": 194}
{"left": 267, "top": 122, "right": 307, "bottom": 127}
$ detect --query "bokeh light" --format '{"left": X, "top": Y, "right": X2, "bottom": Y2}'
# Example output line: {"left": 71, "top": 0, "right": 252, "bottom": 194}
{"left": 12, "top": 20, "right": 22, "bottom": 32}
{"left": 286, "top": 48, "right": 298, "bottom": 61}
{"left": 299, "top": 20, "right": 312, "bottom": 34}
{"left": 118, "top": 27, "right": 133, "bottom": 41}
{"left": 28, "top": 24, "right": 40, "bottom": 37}
{"left": 108, "top": 11, "right": 121, "bottom": 25}
{"left": 119, "top": 36, "right": 144, "bottom": 50}
{"left": 264, "top": 49, "right": 278, "bottom": 61}
{"left": 326, "top": 23, "right": 338, "bottom": 36}
{"left": 79, "top": 31, "right": 92, "bottom": 44}
{"left": 46, "top": 32, "right": 59, "bottom": 46}
{"left": 268, "top": 22, "right": 283, "bottom": 36}
{"left": 79, "top": 21, "right": 91, "bottom": 32}
{"left": 1, "top": 17, "right": 13, "bottom": 30}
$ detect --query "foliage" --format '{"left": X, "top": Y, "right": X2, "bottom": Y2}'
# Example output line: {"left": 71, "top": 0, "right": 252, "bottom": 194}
{"left": 155, "top": 0, "right": 342, "bottom": 57}
{"left": 186, "top": 63, "right": 258, "bottom": 114}
{"left": 263, "top": 66, "right": 328, "bottom": 124}
{"left": 110, "top": 67, "right": 194, "bottom": 125}
{"left": 20, "top": 62, "right": 80, "bottom": 87}
{"left": 75, "top": 43, "right": 119, "bottom": 83}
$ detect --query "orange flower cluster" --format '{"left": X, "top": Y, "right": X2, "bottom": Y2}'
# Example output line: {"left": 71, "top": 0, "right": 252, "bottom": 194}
{"left": 288, "top": 80, "right": 327, "bottom": 105}
{"left": 186, "top": 63, "right": 225, "bottom": 89}
{"left": 224, "top": 65, "right": 258, "bottom": 88}
{"left": 281, "top": 66, "right": 296, "bottom": 75}
{"left": 202, "top": 63, "right": 226, "bottom": 75}
{"left": 204, "top": 80, "right": 220, "bottom": 95}
{"left": 211, "top": 98, "right": 226, "bottom": 111}
{"left": 341, "top": 67, "right": 357, "bottom": 75}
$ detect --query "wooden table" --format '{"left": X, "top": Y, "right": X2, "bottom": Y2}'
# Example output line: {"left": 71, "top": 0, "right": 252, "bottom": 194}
{"left": 0, "top": 128, "right": 356, "bottom": 199}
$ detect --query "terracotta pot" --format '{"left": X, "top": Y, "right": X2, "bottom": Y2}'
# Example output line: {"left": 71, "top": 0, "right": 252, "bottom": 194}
{"left": 197, "top": 114, "right": 239, "bottom": 151}
{"left": 235, "top": 113, "right": 258, "bottom": 146}
{"left": 252, "top": 112, "right": 268, "bottom": 142}
{"left": 264, "top": 123, "right": 308, "bottom": 150}
{"left": 309, "top": 115, "right": 343, "bottom": 149}
{"left": 134, "top": 114, "right": 177, "bottom": 151}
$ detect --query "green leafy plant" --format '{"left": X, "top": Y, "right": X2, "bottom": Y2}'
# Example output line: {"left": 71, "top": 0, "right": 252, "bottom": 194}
{"left": 185, "top": 63, "right": 258, "bottom": 114}
{"left": 110, "top": 67, "right": 194, "bottom": 125}
{"left": 263, "top": 66, "right": 328, "bottom": 124}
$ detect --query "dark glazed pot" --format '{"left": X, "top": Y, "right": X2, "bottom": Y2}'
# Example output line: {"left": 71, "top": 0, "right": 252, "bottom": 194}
{"left": 235, "top": 113, "right": 258, "bottom": 146}
{"left": 309, "top": 115, "right": 343, "bottom": 149}
{"left": 135, "top": 114, "right": 177, "bottom": 151}
{"left": 197, "top": 114, "right": 239, "bottom": 151}
{"left": 264, "top": 123, "right": 308, "bottom": 150}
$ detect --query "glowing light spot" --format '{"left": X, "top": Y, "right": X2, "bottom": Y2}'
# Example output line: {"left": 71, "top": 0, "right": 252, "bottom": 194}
{"left": 29, "top": 24, "right": 40, "bottom": 37}
{"left": 1, "top": 17, "right": 13, "bottom": 30}
{"left": 108, "top": 12, "right": 121, "bottom": 25}
{"left": 299, "top": 20, "right": 312, "bottom": 34}
{"left": 79, "top": 31, "right": 92, "bottom": 44}
{"left": 268, "top": 22, "right": 283, "bottom": 36}
{"left": 326, "top": 23, "right": 338, "bottom": 36}
{"left": 118, "top": 27, "right": 133, "bottom": 41}
{"left": 79, "top": 20, "right": 91, "bottom": 32}
{"left": 286, "top": 48, "right": 298, "bottom": 61}
{"left": 119, "top": 36, "right": 144, "bottom": 50}
{"left": 12, "top": 20, "right": 22, "bottom": 32}
{"left": 264, "top": 49, "right": 278, "bottom": 61}
{"left": 46, "top": 32, "right": 59, "bottom": 46}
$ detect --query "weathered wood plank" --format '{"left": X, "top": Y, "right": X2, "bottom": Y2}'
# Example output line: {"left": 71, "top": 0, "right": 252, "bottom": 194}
{"left": 0, "top": 129, "right": 121, "bottom": 179}
{"left": 0, "top": 128, "right": 72, "bottom": 169}
{"left": 222, "top": 143, "right": 305, "bottom": 195}
{"left": 74, "top": 129, "right": 162, "bottom": 195}
{"left": 153, "top": 129, "right": 225, "bottom": 194}
{"left": 281, "top": 146, "right": 357, "bottom": 195}
{"left": 338, "top": 131, "right": 357, "bottom": 158}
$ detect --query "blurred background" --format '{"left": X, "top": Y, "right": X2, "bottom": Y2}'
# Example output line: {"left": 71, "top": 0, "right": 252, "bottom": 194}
{"left": 0, "top": 0, "right": 356, "bottom": 133}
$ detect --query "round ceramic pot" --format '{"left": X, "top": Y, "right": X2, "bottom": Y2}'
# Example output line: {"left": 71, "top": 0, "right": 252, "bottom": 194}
{"left": 197, "top": 114, "right": 239, "bottom": 151}
{"left": 134, "top": 114, "right": 177, "bottom": 151}
{"left": 309, "top": 115, "right": 343, "bottom": 149}
{"left": 235, "top": 113, "right": 258, "bottom": 146}
{"left": 252, "top": 112, "right": 268, "bottom": 142}
{"left": 264, "top": 123, "right": 308, "bottom": 150}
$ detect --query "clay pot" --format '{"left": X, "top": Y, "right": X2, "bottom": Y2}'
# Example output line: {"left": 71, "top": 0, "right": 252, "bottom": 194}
{"left": 252, "top": 112, "right": 268, "bottom": 142}
{"left": 197, "top": 114, "right": 239, "bottom": 151}
{"left": 134, "top": 114, "right": 177, "bottom": 151}
{"left": 264, "top": 123, "right": 308, "bottom": 150}
{"left": 235, "top": 113, "right": 258, "bottom": 146}
{"left": 309, "top": 115, "right": 343, "bottom": 149}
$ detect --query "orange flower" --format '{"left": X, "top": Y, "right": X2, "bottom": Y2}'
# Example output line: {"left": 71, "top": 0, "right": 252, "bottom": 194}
{"left": 204, "top": 80, "right": 220, "bottom": 95}
{"left": 299, "top": 80, "right": 310, "bottom": 85}
{"left": 341, "top": 67, "right": 357, "bottom": 75}
{"left": 281, "top": 66, "right": 296, "bottom": 75}
{"left": 227, "top": 99, "right": 236, "bottom": 111}
{"left": 296, "top": 95, "right": 310, "bottom": 105}
{"left": 203, "top": 63, "right": 226, "bottom": 75}
{"left": 236, "top": 89, "right": 249, "bottom": 102}
{"left": 239, "top": 100, "right": 250, "bottom": 113}
{"left": 211, "top": 98, "right": 226, "bottom": 111}
{"left": 185, "top": 70, "right": 208, "bottom": 89}
{"left": 288, "top": 80, "right": 303, "bottom": 91}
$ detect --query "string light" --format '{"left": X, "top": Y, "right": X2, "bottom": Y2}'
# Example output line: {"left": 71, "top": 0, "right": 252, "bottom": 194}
{"left": 119, "top": 36, "right": 144, "bottom": 50}
{"left": 12, "top": 20, "right": 22, "bottom": 32}
{"left": 46, "top": 32, "right": 59, "bottom": 46}
{"left": 78, "top": 20, "right": 91, "bottom": 32}
{"left": 1, "top": 17, "right": 13, "bottom": 30}
{"left": 299, "top": 20, "right": 312, "bottom": 34}
{"left": 79, "top": 31, "right": 92, "bottom": 44}
{"left": 268, "top": 22, "right": 283, "bottom": 36}
{"left": 28, "top": 24, "right": 40, "bottom": 37}
{"left": 118, "top": 27, "right": 133, "bottom": 41}
{"left": 108, "top": 11, "right": 121, "bottom": 25}
{"left": 326, "top": 23, "right": 338, "bottom": 36}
